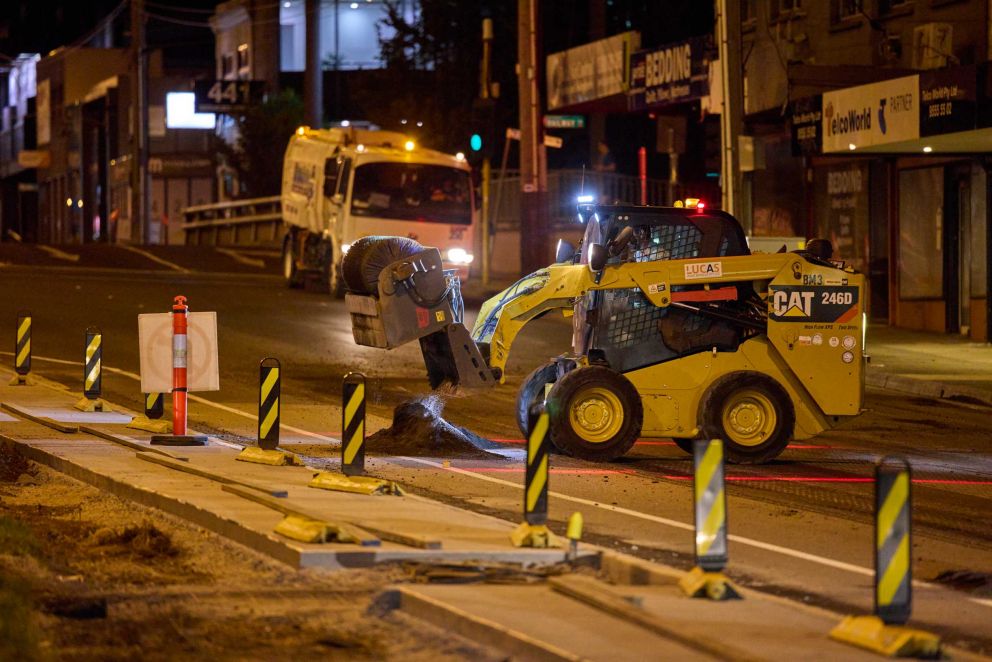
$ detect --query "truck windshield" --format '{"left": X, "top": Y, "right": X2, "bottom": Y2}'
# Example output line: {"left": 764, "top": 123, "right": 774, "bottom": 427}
{"left": 350, "top": 162, "right": 471, "bottom": 224}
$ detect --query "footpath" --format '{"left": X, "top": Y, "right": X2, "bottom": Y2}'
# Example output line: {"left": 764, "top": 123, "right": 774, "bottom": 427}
{"left": 2, "top": 369, "right": 983, "bottom": 661}
{"left": 866, "top": 325, "right": 992, "bottom": 406}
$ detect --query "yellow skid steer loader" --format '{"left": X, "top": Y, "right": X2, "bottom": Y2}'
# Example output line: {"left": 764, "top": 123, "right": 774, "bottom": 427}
{"left": 343, "top": 204, "right": 867, "bottom": 464}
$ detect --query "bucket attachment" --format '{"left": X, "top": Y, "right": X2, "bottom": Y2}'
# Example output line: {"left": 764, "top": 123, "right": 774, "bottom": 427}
{"left": 345, "top": 243, "right": 495, "bottom": 388}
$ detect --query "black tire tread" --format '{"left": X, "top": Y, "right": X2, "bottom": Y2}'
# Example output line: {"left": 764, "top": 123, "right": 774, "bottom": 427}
{"left": 546, "top": 366, "right": 643, "bottom": 462}
{"left": 699, "top": 371, "right": 795, "bottom": 464}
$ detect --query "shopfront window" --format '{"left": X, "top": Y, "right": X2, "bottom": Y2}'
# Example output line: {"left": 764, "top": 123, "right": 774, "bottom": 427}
{"left": 898, "top": 167, "right": 944, "bottom": 299}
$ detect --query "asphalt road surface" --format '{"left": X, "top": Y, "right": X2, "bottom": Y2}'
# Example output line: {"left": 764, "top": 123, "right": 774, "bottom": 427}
{"left": 3, "top": 267, "right": 991, "bottom": 653}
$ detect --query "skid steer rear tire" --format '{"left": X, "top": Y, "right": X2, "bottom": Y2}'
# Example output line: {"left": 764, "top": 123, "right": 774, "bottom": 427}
{"left": 342, "top": 236, "right": 424, "bottom": 295}
{"left": 699, "top": 372, "right": 794, "bottom": 464}
{"left": 546, "top": 366, "right": 642, "bottom": 462}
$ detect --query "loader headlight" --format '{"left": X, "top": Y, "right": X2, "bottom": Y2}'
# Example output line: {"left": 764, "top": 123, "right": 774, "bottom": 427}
{"left": 341, "top": 243, "right": 351, "bottom": 255}
{"left": 446, "top": 248, "right": 474, "bottom": 265}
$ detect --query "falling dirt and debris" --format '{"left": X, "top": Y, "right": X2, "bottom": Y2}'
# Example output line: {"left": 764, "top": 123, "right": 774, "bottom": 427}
{"left": 364, "top": 394, "right": 511, "bottom": 460}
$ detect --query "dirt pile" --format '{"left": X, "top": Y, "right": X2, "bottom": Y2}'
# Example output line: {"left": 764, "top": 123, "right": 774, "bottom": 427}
{"left": 0, "top": 443, "right": 31, "bottom": 483}
{"left": 86, "top": 523, "right": 179, "bottom": 560}
{"left": 367, "top": 395, "right": 507, "bottom": 459}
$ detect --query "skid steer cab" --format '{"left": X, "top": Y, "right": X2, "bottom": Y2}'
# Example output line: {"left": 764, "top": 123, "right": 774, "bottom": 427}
{"left": 344, "top": 205, "right": 868, "bottom": 464}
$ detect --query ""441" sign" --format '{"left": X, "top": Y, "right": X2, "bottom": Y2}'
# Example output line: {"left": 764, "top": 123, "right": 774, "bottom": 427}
{"left": 193, "top": 80, "right": 265, "bottom": 113}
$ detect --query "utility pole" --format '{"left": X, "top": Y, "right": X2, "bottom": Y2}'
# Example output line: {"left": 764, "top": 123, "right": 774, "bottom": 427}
{"left": 130, "top": 0, "right": 150, "bottom": 244}
{"left": 304, "top": 0, "right": 323, "bottom": 127}
{"left": 517, "top": 0, "right": 546, "bottom": 274}
{"left": 480, "top": 17, "right": 493, "bottom": 286}
{"left": 717, "top": 0, "right": 744, "bottom": 224}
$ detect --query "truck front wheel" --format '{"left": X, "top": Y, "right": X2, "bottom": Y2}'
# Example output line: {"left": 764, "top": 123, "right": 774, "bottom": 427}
{"left": 282, "top": 236, "right": 304, "bottom": 289}
{"left": 322, "top": 248, "right": 345, "bottom": 298}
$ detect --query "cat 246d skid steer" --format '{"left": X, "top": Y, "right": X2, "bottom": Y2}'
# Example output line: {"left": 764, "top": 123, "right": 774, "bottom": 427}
{"left": 342, "top": 203, "right": 867, "bottom": 464}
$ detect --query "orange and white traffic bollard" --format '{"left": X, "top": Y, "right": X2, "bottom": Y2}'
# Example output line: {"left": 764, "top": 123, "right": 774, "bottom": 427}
{"left": 151, "top": 295, "right": 207, "bottom": 446}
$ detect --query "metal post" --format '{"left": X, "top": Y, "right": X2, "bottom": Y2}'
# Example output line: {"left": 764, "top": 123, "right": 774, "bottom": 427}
{"left": 638, "top": 147, "right": 647, "bottom": 205}
{"left": 258, "top": 358, "right": 281, "bottom": 450}
{"left": 341, "top": 372, "right": 366, "bottom": 476}
{"left": 481, "top": 18, "right": 493, "bottom": 286}
{"left": 304, "top": 0, "right": 323, "bottom": 127}
{"left": 517, "top": 0, "right": 546, "bottom": 273}
{"left": 717, "top": 0, "right": 744, "bottom": 221}
{"left": 131, "top": 0, "right": 150, "bottom": 243}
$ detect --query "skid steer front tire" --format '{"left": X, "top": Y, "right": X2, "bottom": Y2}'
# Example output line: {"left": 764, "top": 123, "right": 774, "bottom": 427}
{"left": 700, "top": 372, "right": 794, "bottom": 464}
{"left": 546, "top": 366, "right": 642, "bottom": 462}
{"left": 516, "top": 361, "right": 559, "bottom": 439}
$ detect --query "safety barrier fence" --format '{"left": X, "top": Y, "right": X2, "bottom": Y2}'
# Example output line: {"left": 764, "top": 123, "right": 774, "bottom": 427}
{"left": 181, "top": 196, "right": 282, "bottom": 247}
{"left": 8, "top": 306, "right": 943, "bottom": 656}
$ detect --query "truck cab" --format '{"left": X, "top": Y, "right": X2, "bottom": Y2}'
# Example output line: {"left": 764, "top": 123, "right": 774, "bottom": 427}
{"left": 280, "top": 126, "right": 476, "bottom": 294}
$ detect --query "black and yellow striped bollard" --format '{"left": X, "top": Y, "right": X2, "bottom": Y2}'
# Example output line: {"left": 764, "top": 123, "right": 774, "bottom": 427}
{"left": 258, "top": 358, "right": 281, "bottom": 451}
{"left": 237, "top": 358, "right": 295, "bottom": 466}
{"left": 510, "top": 404, "right": 560, "bottom": 548}
{"left": 678, "top": 438, "right": 739, "bottom": 599}
{"left": 145, "top": 392, "right": 165, "bottom": 420}
{"left": 127, "top": 391, "right": 171, "bottom": 433}
{"left": 341, "top": 372, "right": 366, "bottom": 476}
{"left": 830, "top": 457, "right": 940, "bottom": 656}
{"left": 11, "top": 311, "right": 31, "bottom": 385}
{"left": 74, "top": 327, "right": 109, "bottom": 412}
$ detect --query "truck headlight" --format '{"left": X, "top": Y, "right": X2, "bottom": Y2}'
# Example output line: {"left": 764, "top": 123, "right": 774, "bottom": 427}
{"left": 446, "top": 248, "right": 474, "bottom": 265}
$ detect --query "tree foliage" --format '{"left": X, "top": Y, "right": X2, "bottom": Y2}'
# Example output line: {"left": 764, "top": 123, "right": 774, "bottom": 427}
{"left": 348, "top": 0, "right": 515, "bottom": 154}
{"left": 224, "top": 90, "right": 304, "bottom": 197}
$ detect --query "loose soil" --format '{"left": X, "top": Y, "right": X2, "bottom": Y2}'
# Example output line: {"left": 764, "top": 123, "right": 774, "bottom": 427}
{"left": 363, "top": 394, "right": 510, "bottom": 459}
{"left": 0, "top": 443, "right": 500, "bottom": 661}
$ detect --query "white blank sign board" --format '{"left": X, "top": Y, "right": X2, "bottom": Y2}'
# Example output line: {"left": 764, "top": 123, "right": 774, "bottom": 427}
{"left": 138, "top": 312, "right": 220, "bottom": 393}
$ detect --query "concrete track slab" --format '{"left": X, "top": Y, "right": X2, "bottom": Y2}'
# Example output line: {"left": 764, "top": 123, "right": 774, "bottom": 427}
{"left": 0, "top": 379, "right": 582, "bottom": 570}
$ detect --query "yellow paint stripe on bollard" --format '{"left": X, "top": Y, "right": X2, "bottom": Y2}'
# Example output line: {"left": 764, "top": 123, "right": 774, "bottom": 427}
{"left": 85, "top": 360, "right": 101, "bottom": 390}
{"left": 695, "top": 441, "right": 722, "bottom": 504}
{"left": 259, "top": 396, "right": 279, "bottom": 439}
{"left": 146, "top": 393, "right": 158, "bottom": 409}
{"left": 344, "top": 383, "right": 364, "bottom": 428}
{"left": 526, "top": 454, "right": 548, "bottom": 512}
{"left": 17, "top": 317, "right": 30, "bottom": 341}
{"left": 698, "top": 487, "right": 726, "bottom": 555}
{"left": 260, "top": 368, "right": 279, "bottom": 403}
{"left": 85, "top": 335, "right": 101, "bottom": 361}
{"left": 876, "top": 473, "right": 908, "bottom": 548}
{"left": 16, "top": 339, "right": 30, "bottom": 367}
{"left": 342, "top": 420, "right": 364, "bottom": 464}
{"left": 878, "top": 534, "right": 910, "bottom": 606}
{"left": 528, "top": 414, "right": 549, "bottom": 464}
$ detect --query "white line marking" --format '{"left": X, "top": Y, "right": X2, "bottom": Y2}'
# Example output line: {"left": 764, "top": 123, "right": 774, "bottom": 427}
{"left": 6, "top": 353, "right": 990, "bottom": 608}
{"left": 38, "top": 246, "right": 80, "bottom": 263}
{"left": 119, "top": 245, "right": 189, "bottom": 273}
{"left": 216, "top": 248, "right": 265, "bottom": 269}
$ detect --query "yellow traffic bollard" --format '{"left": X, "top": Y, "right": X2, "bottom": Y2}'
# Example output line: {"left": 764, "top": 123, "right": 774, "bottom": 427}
{"left": 829, "top": 457, "right": 941, "bottom": 657}
{"left": 566, "top": 512, "right": 584, "bottom": 561}
{"left": 128, "top": 392, "right": 172, "bottom": 433}
{"left": 237, "top": 358, "right": 296, "bottom": 466}
{"left": 678, "top": 439, "right": 740, "bottom": 600}
{"left": 75, "top": 327, "right": 110, "bottom": 412}
{"left": 510, "top": 404, "right": 561, "bottom": 548}
{"left": 10, "top": 311, "right": 31, "bottom": 386}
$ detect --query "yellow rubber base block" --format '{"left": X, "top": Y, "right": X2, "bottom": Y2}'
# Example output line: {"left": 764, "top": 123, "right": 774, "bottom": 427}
{"left": 678, "top": 566, "right": 742, "bottom": 601}
{"left": 273, "top": 515, "right": 381, "bottom": 546}
{"left": 509, "top": 522, "right": 561, "bottom": 548}
{"left": 126, "top": 415, "right": 172, "bottom": 434}
{"left": 308, "top": 472, "right": 405, "bottom": 496}
{"left": 74, "top": 397, "right": 111, "bottom": 413}
{"left": 8, "top": 375, "right": 33, "bottom": 386}
{"left": 235, "top": 447, "right": 297, "bottom": 466}
{"left": 829, "top": 615, "right": 941, "bottom": 658}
